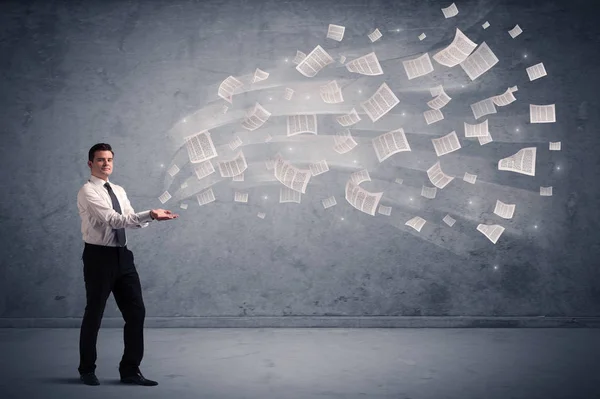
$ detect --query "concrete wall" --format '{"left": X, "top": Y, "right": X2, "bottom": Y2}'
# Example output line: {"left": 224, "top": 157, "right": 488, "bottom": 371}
{"left": 1, "top": 0, "right": 599, "bottom": 321}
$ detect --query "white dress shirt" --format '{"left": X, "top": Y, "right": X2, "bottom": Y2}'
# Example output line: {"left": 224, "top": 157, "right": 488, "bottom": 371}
{"left": 77, "top": 175, "right": 154, "bottom": 247}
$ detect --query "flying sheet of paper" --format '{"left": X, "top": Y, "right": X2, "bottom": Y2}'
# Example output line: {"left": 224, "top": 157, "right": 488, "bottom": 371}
{"left": 378, "top": 205, "right": 392, "bottom": 216}
{"left": 372, "top": 128, "right": 411, "bottom": 163}
{"left": 463, "top": 172, "right": 477, "bottom": 184}
{"left": 493, "top": 200, "right": 516, "bottom": 219}
{"left": 471, "top": 97, "right": 497, "bottom": 119}
{"left": 274, "top": 155, "right": 312, "bottom": 194}
{"left": 540, "top": 186, "right": 553, "bottom": 196}
{"left": 549, "top": 141, "right": 561, "bottom": 151}
{"left": 508, "top": 24, "right": 523, "bottom": 38}
{"left": 460, "top": 42, "right": 499, "bottom": 81}
{"left": 167, "top": 164, "right": 180, "bottom": 177}
{"left": 241, "top": 102, "right": 271, "bottom": 131}
{"left": 158, "top": 191, "right": 171, "bottom": 204}
{"left": 322, "top": 196, "right": 337, "bottom": 209}
{"left": 309, "top": 159, "right": 330, "bottom": 176}
{"left": 498, "top": 147, "right": 536, "bottom": 176}
{"left": 432, "top": 131, "right": 461, "bottom": 156}
{"left": 482, "top": 21, "right": 490, "bottom": 29}
{"left": 403, "top": 53, "right": 434, "bottom": 80}
{"left": 477, "top": 224, "right": 505, "bottom": 244}
{"left": 197, "top": 188, "right": 216, "bottom": 206}
{"left": 368, "top": 28, "right": 383, "bottom": 42}
{"left": 421, "top": 185, "right": 437, "bottom": 199}
{"left": 418, "top": 32, "right": 426, "bottom": 41}
{"left": 427, "top": 161, "right": 454, "bottom": 189}
{"left": 283, "top": 88, "right": 294, "bottom": 101}
{"left": 327, "top": 24, "right": 345, "bottom": 41}
{"left": 443, "top": 214, "right": 456, "bottom": 227}
{"left": 430, "top": 85, "right": 445, "bottom": 97}
{"left": 194, "top": 160, "right": 215, "bottom": 180}
{"left": 478, "top": 133, "right": 493, "bottom": 145}
{"left": 252, "top": 68, "right": 269, "bottom": 83}
{"left": 293, "top": 50, "right": 306, "bottom": 65}
{"left": 464, "top": 120, "right": 489, "bottom": 137}
{"left": 234, "top": 191, "right": 249, "bottom": 203}
{"left": 441, "top": 3, "right": 459, "bottom": 18}
{"left": 287, "top": 114, "right": 318, "bottom": 136}
{"left": 433, "top": 28, "right": 477, "bottom": 67}
{"left": 217, "top": 151, "right": 248, "bottom": 178}
{"left": 406, "top": 216, "right": 426, "bottom": 232}
{"left": 218, "top": 76, "right": 243, "bottom": 103}
{"left": 427, "top": 89, "right": 451, "bottom": 110}
{"left": 345, "top": 180, "right": 383, "bottom": 216}
{"left": 360, "top": 82, "right": 400, "bottom": 122}
{"left": 320, "top": 80, "right": 344, "bottom": 104}
{"left": 346, "top": 52, "right": 384, "bottom": 76}
{"left": 336, "top": 108, "right": 361, "bottom": 126}
{"left": 232, "top": 172, "right": 244, "bottom": 182}
{"left": 530, "top": 104, "right": 556, "bottom": 123}
{"left": 184, "top": 130, "right": 218, "bottom": 163}
{"left": 228, "top": 136, "right": 243, "bottom": 151}
{"left": 295, "top": 45, "right": 334, "bottom": 77}
{"left": 333, "top": 129, "right": 358, "bottom": 154}
{"left": 493, "top": 88, "right": 517, "bottom": 107}
{"left": 350, "top": 169, "right": 371, "bottom": 185}
{"left": 526, "top": 62, "right": 547, "bottom": 81}
{"left": 280, "top": 186, "right": 302, "bottom": 203}
{"left": 424, "top": 109, "right": 444, "bottom": 125}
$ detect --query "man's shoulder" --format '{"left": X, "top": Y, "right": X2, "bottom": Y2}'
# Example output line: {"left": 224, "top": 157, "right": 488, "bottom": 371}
{"left": 79, "top": 180, "right": 94, "bottom": 193}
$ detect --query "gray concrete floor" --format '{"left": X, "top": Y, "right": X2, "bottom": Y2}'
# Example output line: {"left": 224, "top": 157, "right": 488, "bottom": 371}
{"left": 0, "top": 328, "right": 598, "bottom": 399}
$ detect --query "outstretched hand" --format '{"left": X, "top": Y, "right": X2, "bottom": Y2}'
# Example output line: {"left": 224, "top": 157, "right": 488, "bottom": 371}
{"left": 151, "top": 209, "right": 179, "bottom": 221}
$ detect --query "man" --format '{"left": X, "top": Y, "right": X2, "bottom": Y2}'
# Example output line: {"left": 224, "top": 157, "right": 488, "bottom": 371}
{"left": 77, "top": 143, "right": 179, "bottom": 386}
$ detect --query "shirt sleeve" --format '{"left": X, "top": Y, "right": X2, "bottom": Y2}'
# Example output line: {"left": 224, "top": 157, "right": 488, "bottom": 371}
{"left": 79, "top": 185, "right": 153, "bottom": 229}
{"left": 120, "top": 189, "right": 152, "bottom": 229}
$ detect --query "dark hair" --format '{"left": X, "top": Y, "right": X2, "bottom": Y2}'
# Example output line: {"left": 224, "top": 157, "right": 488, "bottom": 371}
{"left": 88, "top": 143, "right": 114, "bottom": 162}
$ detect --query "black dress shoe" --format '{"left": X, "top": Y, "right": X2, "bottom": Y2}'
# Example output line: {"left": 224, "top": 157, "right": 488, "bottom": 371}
{"left": 80, "top": 372, "right": 100, "bottom": 386}
{"left": 120, "top": 371, "right": 158, "bottom": 386}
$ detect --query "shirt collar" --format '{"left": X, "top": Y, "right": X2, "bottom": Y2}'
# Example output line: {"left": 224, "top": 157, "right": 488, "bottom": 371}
{"left": 89, "top": 174, "right": 111, "bottom": 187}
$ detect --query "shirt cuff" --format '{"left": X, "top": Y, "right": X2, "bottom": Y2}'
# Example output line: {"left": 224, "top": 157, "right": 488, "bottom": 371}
{"left": 139, "top": 210, "right": 154, "bottom": 223}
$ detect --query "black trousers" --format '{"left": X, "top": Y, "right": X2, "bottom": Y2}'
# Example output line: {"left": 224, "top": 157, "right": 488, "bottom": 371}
{"left": 78, "top": 242, "right": 146, "bottom": 376}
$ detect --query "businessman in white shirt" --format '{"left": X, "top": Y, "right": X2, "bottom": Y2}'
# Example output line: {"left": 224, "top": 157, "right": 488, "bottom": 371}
{"left": 77, "top": 143, "right": 178, "bottom": 386}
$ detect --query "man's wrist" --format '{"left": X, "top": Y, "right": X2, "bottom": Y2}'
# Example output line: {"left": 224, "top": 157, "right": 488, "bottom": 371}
{"left": 149, "top": 210, "right": 155, "bottom": 220}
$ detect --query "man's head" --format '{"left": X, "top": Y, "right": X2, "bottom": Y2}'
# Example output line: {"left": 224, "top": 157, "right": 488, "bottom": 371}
{"left": 88, "top": 143, "right": 114, "bottom": 181}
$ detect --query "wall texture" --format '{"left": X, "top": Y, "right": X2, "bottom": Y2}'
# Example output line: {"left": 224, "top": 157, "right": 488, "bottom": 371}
{"left": 0, "top": 0, "right": 599, "bottom": 320}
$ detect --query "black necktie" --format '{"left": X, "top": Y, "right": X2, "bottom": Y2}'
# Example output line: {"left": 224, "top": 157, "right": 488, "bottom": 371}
{"left": 104, "top": 182, "right": 127, "bottom": 247}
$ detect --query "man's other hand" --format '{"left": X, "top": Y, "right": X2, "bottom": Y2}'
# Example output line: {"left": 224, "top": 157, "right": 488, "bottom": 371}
{"left": 150, "top": 209, "right": 179, "bottom": 221}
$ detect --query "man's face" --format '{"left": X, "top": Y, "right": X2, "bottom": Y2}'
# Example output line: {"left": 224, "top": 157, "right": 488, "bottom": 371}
{"left": 88, "top": 150, "right": 113, "bottom": 180}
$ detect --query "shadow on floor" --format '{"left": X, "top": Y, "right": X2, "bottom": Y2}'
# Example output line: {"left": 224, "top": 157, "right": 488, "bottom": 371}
{"left": 38, "top": 377, "right": 125, "bottom": 386}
